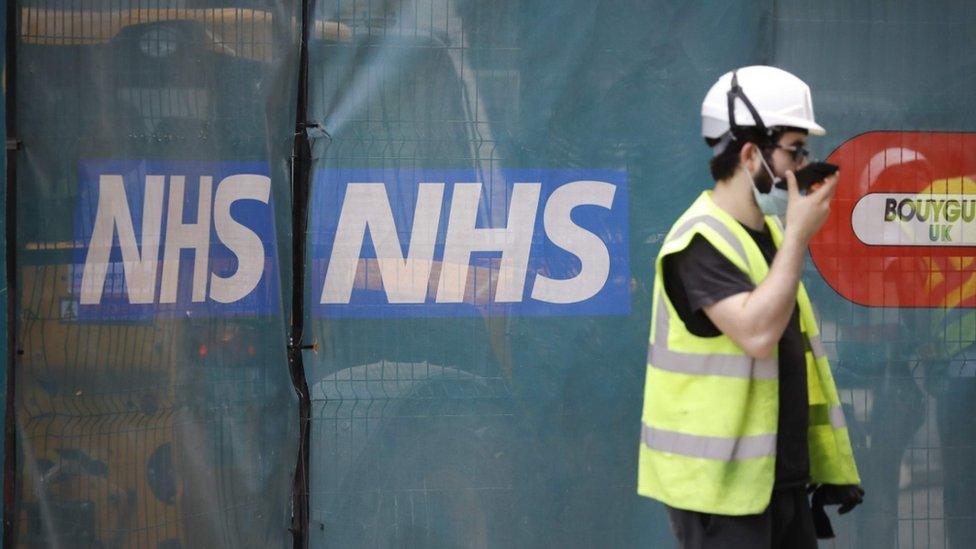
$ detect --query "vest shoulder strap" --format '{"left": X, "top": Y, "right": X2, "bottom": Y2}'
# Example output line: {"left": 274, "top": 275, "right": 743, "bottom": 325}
{"left": 659, "top": 193, "right": 753, "bottom": 274}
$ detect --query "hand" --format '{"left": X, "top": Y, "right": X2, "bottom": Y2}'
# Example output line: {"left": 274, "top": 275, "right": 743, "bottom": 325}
{"left": 811, "top": 483, "right": 865, "bottom": 514}
{"left": 784, "top": 169, "right": 839, "bottom": 244}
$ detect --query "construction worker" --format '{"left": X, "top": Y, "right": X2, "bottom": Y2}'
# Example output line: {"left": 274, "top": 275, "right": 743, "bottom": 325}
{"left": 637, "top": 66, "right": 863, "bottom": 548}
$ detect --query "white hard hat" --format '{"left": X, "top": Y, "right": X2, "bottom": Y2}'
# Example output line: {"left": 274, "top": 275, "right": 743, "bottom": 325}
{"left": 701, "top": 65, "right": 825, "bottom": 140}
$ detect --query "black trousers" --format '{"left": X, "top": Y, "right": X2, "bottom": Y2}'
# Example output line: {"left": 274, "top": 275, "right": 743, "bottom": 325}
{"left": 666, "top": 486, "right": 818, "bottom": 549}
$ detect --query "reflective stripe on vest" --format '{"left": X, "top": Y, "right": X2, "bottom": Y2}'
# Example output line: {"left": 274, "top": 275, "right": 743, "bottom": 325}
{"left": 640, "top": 408, "right": 846, "bottom": 462}
{"left": 649, "top": 299, "right": 778, "bottom": 379}
{"left": 830, "top": 405, "right": 847, "bottom": 428}
{"left": 669, "top": 214, "right": 748, "bottom": 266}
{"left": 807, "top": 334, "right": 827, "bottom": 359}
{"left": 810, "top": 403, "right": 848, "bottom": 429}
{"left": 641, "top": 423, "right": 776, "bottom": 460}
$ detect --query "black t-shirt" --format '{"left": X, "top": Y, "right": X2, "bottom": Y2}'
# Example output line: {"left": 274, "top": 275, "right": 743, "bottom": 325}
{"left": 661, "top": 227, "right": 810, "bottom": 489}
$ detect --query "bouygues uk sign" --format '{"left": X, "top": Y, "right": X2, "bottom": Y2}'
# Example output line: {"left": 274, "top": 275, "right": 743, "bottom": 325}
{"left": 811, "top": 131, "right": 976, "bottom": 308}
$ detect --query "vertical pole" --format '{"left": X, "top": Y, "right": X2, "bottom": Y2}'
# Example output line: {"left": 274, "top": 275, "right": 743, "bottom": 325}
{"left": 288, "top": 0, "right": 315, "bottom": 547}
{"left": 2, "top": 0, "right": 16, "bottom": 545}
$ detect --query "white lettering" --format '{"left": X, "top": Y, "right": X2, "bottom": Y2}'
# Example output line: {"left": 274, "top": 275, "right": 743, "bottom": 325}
{"left": 321, "top": 183, "right": 444, "bottom": 304}
{"left": 531, "top": 181, "right": 616, "bottom": 303}
{"left": 80, "top": 175, "right": 165, "bottom": 304}
{"left": 159, "top": 176, "right": 212, "bottom": 303}
{"left": 436, "top": 183, "right": 540, "bottom": 303}
{"left": 210, "top": 175, "right": 271, "bottom": 303}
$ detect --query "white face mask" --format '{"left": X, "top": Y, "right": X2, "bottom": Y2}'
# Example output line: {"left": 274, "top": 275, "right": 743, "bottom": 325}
{"left": 746, "top": 153, "right": 788, "bottom": 217}
{"left": 752, "top": 183, "right": 789, "bottom": 217}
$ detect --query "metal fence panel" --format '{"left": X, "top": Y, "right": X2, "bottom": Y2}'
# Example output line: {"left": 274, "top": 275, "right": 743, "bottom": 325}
{"left": 303, "top": 2, "right": 768, "bottom": 547}
{"left": 10, "top": 2, "right": 300, "bottom": 547}
{"left": 774, "top": 3, "right": 976, "bottom": 547}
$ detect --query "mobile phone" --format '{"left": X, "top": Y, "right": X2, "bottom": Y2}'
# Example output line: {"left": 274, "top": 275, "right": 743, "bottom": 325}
{"left": 794, "top": 161, "right": 839, "bottom": 193}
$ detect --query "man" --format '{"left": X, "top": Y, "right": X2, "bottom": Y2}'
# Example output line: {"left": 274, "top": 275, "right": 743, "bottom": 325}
{"left": 637, "top": 66, "right": 864, "bottom": 548}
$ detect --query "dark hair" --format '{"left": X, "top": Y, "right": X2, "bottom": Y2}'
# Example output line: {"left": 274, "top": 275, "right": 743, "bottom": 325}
{"left": 707, "top": 139, "right": 744, "bottom": 181}
{"left": 705, "top": 128, "right": 769, "bottom": 182}
{"left": 705, "top": 126, "right": 807, "bottom": 182}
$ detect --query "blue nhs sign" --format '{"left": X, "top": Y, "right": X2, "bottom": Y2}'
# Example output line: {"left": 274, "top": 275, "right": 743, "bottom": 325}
{"left": 73, "top": 160, "right": 279, "bottom": 320}
{"left": 310, "top": 169, "right": 630, "bottom": 318}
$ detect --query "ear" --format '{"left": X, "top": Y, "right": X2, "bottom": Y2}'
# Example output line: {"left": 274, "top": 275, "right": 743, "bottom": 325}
{"left": 739, "top": 142, "right": 757, "bottom": 172}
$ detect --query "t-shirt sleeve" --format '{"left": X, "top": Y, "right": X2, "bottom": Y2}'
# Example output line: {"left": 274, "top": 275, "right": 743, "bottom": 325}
{"left": 664, "top": 234, "right": 755, "bottom": 314}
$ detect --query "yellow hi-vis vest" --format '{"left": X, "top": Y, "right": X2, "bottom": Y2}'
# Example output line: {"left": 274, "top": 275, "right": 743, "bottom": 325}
{"left": 637, "top": 191, "right": 860, "bottom": 515}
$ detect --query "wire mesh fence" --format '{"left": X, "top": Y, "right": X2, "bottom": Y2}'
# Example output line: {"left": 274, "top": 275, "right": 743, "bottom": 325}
{"left": 7, "top": 1, "right": 976, "bottom": 548}
{"left": 12, "top": 1, "right": 298, "bottom": 547}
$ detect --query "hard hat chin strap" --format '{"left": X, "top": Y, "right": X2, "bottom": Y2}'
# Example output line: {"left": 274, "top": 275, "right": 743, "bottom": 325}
{"left": 710, "top": 132, "right": 736, "bottom": 157}
{"left": 726, "top": 70, "right": 774, "bottom": 145}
